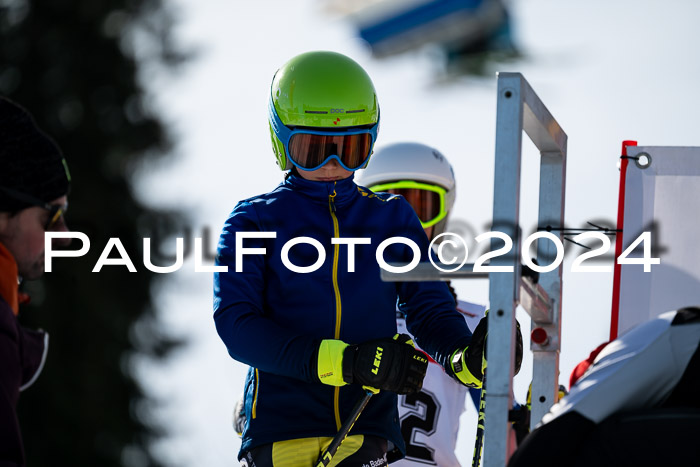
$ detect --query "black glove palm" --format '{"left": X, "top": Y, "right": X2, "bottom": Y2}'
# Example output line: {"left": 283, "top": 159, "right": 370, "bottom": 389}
{"left": 452, "top": 315, "right": 524, "bottom": 387}
{"left": 343, "top": 334, "right": 428, "bottom": 394}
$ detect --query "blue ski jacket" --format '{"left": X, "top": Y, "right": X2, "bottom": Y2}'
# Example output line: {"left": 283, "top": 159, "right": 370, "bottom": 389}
{"left": 214, "top": 174, "right": 473, "bottom": 458}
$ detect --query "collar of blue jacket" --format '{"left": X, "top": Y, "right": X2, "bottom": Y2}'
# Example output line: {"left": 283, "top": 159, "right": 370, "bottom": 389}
{"left": 285, "top": 173, "right": 360, "bottom": 208}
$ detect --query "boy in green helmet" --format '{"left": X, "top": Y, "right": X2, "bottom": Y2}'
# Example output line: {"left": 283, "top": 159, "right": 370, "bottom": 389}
{"left": 214, "top": 51, "right": 486, "bottom": 466}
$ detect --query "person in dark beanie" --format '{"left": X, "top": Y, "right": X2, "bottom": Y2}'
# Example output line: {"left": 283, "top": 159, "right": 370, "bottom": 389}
{"left": 0, "top": 96, "right": 71, "bottom": 466}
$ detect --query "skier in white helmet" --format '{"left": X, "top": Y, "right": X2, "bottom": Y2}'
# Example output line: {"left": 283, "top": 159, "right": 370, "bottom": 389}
{"left": 357, "top": 142, "right": 523, "bottom": 466}
{"left": 357, "top": 142, "right": 457, "bottom": 240}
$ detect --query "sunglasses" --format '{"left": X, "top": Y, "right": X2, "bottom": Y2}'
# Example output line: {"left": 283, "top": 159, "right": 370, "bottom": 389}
{"left": 269, "top": 97, "right": 378, "bottom": 172}
{"left": 0, "top": 186, "right": 68, "bottom": 230}
{"left": 369, "top": 181, "right": 447, "bottom": 228}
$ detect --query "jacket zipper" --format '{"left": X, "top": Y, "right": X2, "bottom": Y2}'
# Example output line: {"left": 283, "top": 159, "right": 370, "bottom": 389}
{"left": 252, "top": 368, "right": 259, "bottom": 419}
{"left": 329, "top": 186, "right": 343, "bottom": 430}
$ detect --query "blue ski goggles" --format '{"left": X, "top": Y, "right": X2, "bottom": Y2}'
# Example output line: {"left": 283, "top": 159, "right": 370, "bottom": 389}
{"left": 269, "top": 99, "right": 379, "bottom": 171}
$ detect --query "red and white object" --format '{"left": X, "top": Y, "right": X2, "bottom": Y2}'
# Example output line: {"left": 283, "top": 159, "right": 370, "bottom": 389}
{"left": 611, "top": 142, "right": 700, "bottom": 339}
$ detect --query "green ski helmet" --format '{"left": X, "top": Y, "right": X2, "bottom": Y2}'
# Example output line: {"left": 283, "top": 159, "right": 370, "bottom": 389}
{"left": 356, "top": 142, "right": 457, "bottom": 238}
{"left": 268, "top": 51, "right": 380, "bottom": 171}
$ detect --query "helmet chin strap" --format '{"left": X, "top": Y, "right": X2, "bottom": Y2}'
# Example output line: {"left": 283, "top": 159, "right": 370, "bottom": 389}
{"left": 431, "top": 217, "right": 450, "bottom": 239}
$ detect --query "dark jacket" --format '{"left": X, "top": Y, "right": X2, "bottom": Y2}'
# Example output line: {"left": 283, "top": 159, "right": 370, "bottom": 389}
{"left": 214, "top": 174, "right": 472, "bottom": 457}
{"left": 0, "top": 242, "right": 48, "bottom": 466}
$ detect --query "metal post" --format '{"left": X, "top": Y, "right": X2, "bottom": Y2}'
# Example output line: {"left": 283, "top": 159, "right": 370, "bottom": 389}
{"left": 529, "top": 151, "right": 566, "bottom": 429}
{"left": 484, "top": 72, "right": 523, "bottom": 467}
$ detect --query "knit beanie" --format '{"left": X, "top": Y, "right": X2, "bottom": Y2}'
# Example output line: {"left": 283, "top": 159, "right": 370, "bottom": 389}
{"left": 0, "top": 97, "right": 71, "bottom": 212}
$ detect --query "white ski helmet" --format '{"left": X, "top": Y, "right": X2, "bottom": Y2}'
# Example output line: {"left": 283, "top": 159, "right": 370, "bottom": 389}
{"left": 356, "top": 142, "right": 456, "bottom": 238}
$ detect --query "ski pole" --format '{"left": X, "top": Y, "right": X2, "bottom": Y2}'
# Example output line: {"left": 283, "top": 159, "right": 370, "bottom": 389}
{"left": 316, "top": 389, "right": 375, "bottom": 467}
{"left": 472, "top": 366, "right": 487, "bottom": 467}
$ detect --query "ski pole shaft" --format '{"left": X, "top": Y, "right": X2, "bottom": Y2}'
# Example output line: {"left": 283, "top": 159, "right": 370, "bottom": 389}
{"left": 316, "top": 389, "right": 374, "bottom": 467}
{"left": 472, "top": 367, "right": 487, "bottom": 467}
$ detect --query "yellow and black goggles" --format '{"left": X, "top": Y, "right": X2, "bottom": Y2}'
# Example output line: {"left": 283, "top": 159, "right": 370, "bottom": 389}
{"left": 369, "top": 181, "right": 447, "bottom": 228}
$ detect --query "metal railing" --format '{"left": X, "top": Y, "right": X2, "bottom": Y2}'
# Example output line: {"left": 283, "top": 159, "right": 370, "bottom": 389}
{"left": 380, "top": 72, "right": 567, "bottom": 466}
{"left": 486, "top": 72, "right": 566, "bottom": 466}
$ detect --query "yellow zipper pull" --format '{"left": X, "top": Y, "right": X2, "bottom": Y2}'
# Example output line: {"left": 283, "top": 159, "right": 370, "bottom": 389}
{"left": 329, "top": 185, "right": 337, "bottom": 213}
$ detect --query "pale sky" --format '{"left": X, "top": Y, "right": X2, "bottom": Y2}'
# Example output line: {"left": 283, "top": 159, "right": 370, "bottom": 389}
{"left": 131, "top": 1, "right": 700, "bottom": 465}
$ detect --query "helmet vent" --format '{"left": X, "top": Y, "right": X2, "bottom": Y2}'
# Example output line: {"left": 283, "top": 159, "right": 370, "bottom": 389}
{"left": 304, "top": 110, "right": 327, "bottom": 114}
{"left": 346, "top": 109, "right": 366, "bottom": 114}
